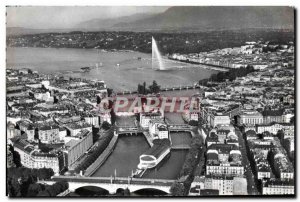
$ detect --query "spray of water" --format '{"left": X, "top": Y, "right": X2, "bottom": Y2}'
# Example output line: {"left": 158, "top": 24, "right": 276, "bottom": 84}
{"left": 152, "top": 37, "right": 165, "bottom": 70}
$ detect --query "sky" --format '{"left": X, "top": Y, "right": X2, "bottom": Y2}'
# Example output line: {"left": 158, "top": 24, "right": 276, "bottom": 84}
{"left": 6, "top": 6, "right": 169, "bottom": 29}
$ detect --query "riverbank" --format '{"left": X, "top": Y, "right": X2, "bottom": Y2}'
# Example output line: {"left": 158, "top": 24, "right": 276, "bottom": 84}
{"left": 168, "top": 57, "right": 230, "bottom": 71}
{"left": 84, "top": 132, "right": 118, "bottom": 176}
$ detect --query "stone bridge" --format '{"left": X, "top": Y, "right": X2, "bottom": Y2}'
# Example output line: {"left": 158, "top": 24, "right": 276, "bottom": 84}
{"left": 116, "top": 126, "right": 144, "bottom": 134}
{"left": 42, "top": 176, "right": 173, "bottom": 195}
{"left": 171, "top": 144, "right": 191, "bottom": 150}
{"left": 116, "top": 124, "right": 193, "bottom": 136}
{"left": 168, "top": 124, "right": 193, "bottom": 132}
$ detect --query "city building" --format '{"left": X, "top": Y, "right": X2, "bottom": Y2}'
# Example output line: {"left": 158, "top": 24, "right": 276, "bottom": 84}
{"left": 64, "top": 121, "right": 92, "bottom": 136}
{"left": 13, "top": 139, "right": 63, "bottom": 173}
{"left": 38, "top": 123, "right": 60, "bottom": 143}
{"left": 206, "top": 144, "right": 244, "bottom": 176}
{"left": 209, "top": 112, "right": 230, "bottom": 127}
{"left": 237, "top": 111, "right": 263, "bottom": 126}
{"left": 63, "top": 130, "right": 93, "bottom": 168}
{"left": 140, "top": 111, "right": 163, "bottom": 128}
{"left": 148, "top": 119, "right": 169, "bottom": 139}
{"left": 262, "top": 179, "right": 294, "bottom": 195}
{"left": 204, "top": 175, "right": 247, "bottom": 195}
{"left": 256, "top": 123, "right": 294, "bottom": 135}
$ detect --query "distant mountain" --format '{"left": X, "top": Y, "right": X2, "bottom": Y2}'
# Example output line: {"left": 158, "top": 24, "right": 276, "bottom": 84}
{"left": 6, "top": 27, "right": 75, "bottom": 36}
{"left": 7, "top": 7, "right": 294, "bottom": 35}
{"left": 74, "top": 12, "right": 158, "bottom": 31}
{"left": 113, "top": 6, "right": 295, "bottom": 32}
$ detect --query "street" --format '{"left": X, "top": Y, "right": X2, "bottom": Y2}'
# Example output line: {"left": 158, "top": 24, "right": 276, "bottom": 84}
{"left": 235, "top": 127, "right": 260, "bottom": 195}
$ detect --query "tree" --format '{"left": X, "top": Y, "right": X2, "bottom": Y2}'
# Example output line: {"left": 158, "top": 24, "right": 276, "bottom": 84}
{"left": 96, "top": 96, "right": 102, "bottom": 104}
{"left": 143, "top": 82, "right": 147, "bottom": 95}
{"left": 36, "top": 190, "right": 50, "bottom": 197}
{"left": 12, "top": 150, "right": 22, "bottom": 168}
{"left": 101, "top": 121, "right": 111, "bottom": 131}
{"left": 170, "top": 181, "right": 185, "bottom": 196}
{"left": 149, "top": 80, "right": 160, "bottom": 94}
{"left": 188, "top": 120, "right": 198, "bottom": 126}
{"left": 7, "top": 178, "right": 21, "bottom": 197}
{"left": 107, "top": 88, "right": 114, "bottom": 97}
{"left": 277, "top": 129, "right": 285, "bottom": 140}
{"left": 137, "top": 84, "right": 144, "bottom": 95}
{"left": 290, "top": 116, "right": 294, "bottom": 124}
{"left": 27, "top": 183, "right": 43, "bottom": 197}
{"left": 37, "top": 168, "right": 54, "bottom": 180}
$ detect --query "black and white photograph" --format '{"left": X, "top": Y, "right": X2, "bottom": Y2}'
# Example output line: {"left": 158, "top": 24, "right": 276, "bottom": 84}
{"left": 5, "top": 4, "right": 296, "bottom": 198}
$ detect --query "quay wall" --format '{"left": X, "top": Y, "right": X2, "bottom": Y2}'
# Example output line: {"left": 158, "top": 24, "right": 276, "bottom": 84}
{"left": 84, "top": 133, "right": 119, "bottom": 177}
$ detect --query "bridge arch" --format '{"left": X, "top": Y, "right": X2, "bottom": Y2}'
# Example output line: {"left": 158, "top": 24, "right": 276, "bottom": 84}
{"left": 68, "top": 183, "right": 113, "bottom": 194}
{"left": 72, "top": 185, "right": 110, "bottom": 196}
{"left": 128, "top": 185, "right": 170, "bottom": 194}
{"left": 131, "top": 188, "right": 169, "bottom": 196}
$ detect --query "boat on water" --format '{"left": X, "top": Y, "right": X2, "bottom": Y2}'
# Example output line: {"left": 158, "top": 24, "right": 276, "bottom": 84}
{"left": 81, "top": 66, "right": 91, "bottom": 72}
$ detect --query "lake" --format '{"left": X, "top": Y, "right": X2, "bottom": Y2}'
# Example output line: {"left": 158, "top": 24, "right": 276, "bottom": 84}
{"left": 6, "top": 47, "right": 218, "bottom": 92}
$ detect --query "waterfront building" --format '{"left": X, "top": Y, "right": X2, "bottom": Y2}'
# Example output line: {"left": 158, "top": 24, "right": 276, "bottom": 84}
{"left": 148, "top": 119, "right": 169, "bottom": 139}
{"left": 140, "top": 111, "right": 163, "bottom": 128}
{"left": 63, "top": 130, "right": 93, "bottom": 168}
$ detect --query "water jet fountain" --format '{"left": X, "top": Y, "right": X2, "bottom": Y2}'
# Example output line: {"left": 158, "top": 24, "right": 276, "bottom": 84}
{"left": 152, "top": 37, "right": 166, "bottom": 71}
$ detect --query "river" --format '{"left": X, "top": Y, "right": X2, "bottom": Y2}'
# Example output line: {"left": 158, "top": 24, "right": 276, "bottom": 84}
{"left": 91, "top": 134, "right": 188, "bottom": 180}
{"left": 6, "top": 47, "right": 218, "bottom": 91}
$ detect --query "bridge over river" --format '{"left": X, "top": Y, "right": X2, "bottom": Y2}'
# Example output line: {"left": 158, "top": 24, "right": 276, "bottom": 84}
{"left": 116, "top": 124, "right": 193, "bottom": 150}
{"left": 116, "top": 124, "right": 193, "bottom": 134}
{"left": 41, "top": 176, "right": 174, "bottom": 194}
